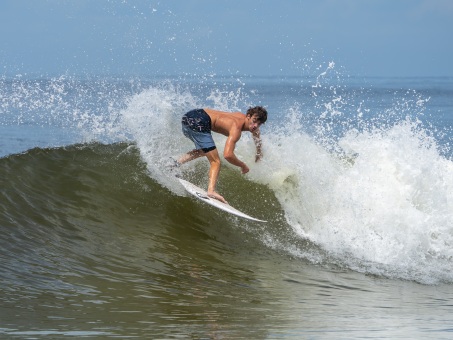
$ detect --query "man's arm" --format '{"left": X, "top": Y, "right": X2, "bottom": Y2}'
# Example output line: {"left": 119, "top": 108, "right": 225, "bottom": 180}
{"left": 223, "top": 128, "right": 249, "bottom": 174}
{"left": 253, "top": 129, "right": 263, "bottom": 162}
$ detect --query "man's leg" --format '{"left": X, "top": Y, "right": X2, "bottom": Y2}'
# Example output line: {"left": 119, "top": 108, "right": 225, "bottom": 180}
{"left": 204, "top": 149, "right": 227, "bottom": 204}
{"left": 177, "top": 149, "right": 205, "bottom": 164}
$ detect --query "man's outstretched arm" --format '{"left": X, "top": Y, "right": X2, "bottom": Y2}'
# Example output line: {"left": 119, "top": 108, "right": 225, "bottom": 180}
{"left": 253, "top": 130, "right": 263, "bottom": 162}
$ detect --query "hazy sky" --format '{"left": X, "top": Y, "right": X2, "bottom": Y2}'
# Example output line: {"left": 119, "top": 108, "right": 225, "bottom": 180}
{"left": 1, "top": 0, "right": 452, "bottom": 77}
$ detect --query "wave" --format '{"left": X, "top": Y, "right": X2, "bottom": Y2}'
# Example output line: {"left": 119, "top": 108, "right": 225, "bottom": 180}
{"left": 118, "top": 83, "right": 453, "bottom": 284}
{"left": 0, "top": 143, "right": 299, "bottom": 293}
{"left": 1, "top": 77, "right": 453, "bottom": 284}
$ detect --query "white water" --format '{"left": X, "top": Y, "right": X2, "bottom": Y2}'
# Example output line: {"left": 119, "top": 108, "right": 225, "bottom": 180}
{"left": 119, "top": 82, "right": 453, "bottom": 284}
{"left": 3, "top": 75, "right": 452, "bottom": 284}
{"left": 255, "top": 112, "right": 453, "bottom": 283}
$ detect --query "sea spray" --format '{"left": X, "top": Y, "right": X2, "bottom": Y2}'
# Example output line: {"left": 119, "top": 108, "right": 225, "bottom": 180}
{"left": 2, "top": 73, "right": 452, "bottom": 284}
{"left": 117, "top": 80, "right": 257, "bottom": 192}
{"left": 114, "top": 75, "right": 453, "bottom": 283}
{"left": 0, "top": 75, "right": 138, "bottom": 147}
{"left": 325, "top": 120, "right": 453, "bottom": 282}
{"left": 254, "top": 104, "right": 453, "bottom": 283}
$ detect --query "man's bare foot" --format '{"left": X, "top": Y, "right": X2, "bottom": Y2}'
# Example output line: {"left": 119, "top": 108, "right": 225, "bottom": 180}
{"left": 207, "top": 191, "right": 228, "bottom": 204}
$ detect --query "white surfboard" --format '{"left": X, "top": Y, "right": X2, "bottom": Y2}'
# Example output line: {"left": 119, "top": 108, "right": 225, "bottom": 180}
{"left": 178, "top": 178, "right": 266, "bottom": 223}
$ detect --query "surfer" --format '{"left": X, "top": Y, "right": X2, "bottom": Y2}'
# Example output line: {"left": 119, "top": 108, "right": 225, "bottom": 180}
{"left": 176, "top": 106, "right": 267, "bottom": 204}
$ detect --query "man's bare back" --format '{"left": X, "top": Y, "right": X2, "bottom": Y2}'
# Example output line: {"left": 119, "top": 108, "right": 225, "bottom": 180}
{"left": 204, "top": 109, "right": 248, "bottom": 137}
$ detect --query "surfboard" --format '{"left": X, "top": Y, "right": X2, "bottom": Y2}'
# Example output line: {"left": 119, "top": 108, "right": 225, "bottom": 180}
{"left": 178, "top": 178, "right": 266, "bottom": 223}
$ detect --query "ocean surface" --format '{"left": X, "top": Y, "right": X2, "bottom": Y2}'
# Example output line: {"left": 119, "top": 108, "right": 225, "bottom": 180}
{"left": 1, "top": 72, "right": 453, "bottom": 338}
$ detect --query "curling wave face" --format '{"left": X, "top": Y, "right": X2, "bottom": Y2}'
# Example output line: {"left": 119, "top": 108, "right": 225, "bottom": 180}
{"left": 2, "top": 75, "right": 453, "bottom": 285}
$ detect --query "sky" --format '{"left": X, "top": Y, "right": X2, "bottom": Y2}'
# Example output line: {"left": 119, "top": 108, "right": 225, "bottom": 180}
{"left": 1, "top": 0, "right": 452, "bottom": 78}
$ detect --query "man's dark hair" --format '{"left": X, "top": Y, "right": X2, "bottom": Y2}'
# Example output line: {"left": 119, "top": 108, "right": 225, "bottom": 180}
{"left": 246, "top": 106, "right": 267, "bottom": 124}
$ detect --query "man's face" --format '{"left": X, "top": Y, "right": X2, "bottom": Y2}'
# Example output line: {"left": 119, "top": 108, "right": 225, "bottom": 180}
{"left": 248, "top": 114, "right": 262, "bottom": 132}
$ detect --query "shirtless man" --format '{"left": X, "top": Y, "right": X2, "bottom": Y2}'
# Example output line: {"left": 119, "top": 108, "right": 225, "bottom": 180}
{"left": 177, "top": 106, "right": 267, "bottom": 204}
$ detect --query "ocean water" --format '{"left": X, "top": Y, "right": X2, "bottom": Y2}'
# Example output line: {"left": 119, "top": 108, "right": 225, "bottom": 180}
{"left": 1, "top": 72, "right": 453, "bottom": 338}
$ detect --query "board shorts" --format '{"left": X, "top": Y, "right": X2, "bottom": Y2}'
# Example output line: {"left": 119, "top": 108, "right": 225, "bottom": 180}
{"left": 181, "top": 109, "right": 216, "bottom": 153}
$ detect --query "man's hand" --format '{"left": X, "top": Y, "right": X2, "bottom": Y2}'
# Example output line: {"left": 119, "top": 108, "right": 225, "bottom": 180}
{"left": 240, "top": 163, "right": 250, "bottom": 174}
{"left": 255, "top": 153, "right": 263, "bottom": 162}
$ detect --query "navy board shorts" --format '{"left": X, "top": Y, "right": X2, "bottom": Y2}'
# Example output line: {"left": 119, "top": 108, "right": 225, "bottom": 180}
{"left": 181, "top": 109, "right": 216, "bottom": 153}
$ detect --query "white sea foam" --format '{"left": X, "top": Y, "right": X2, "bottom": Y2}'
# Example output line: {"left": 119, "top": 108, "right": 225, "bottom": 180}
{"left": 117, "top": 79, "right": 453, "bottom": 284}
{"left": 6, "top": 73, "right": 451, "bottom": 283}
{"left": 117, "top": 80, "right": 257, "bottom": 193}
{"left": 254, "top": 111, "right": 453, "bottom": 283}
